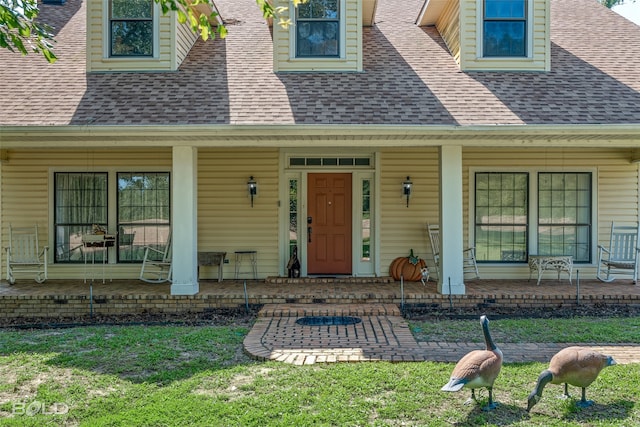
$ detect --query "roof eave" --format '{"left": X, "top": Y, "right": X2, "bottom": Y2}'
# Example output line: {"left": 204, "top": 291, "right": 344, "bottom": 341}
{"left": 2, "top": 124, "right": 640, "bottom": 149}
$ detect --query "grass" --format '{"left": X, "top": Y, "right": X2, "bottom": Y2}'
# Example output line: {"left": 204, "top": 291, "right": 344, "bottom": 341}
{"left": 409, "top": 316, "right": 640, "bottom": 343}
{"left": 0, "top": 318, "right": 638, "bottom": 426}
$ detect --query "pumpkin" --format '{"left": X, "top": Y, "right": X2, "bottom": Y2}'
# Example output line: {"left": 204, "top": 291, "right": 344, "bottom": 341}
{"left": 389, "top": 249, "right": 427, "bottom": 281}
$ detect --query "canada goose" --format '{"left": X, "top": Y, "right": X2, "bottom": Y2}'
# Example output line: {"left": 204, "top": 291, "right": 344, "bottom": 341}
{"left": 527, "top": 346, "right": 616, "bottom": 411}
{"left": 441, "top": 315, "right": 503, "bottom": 411}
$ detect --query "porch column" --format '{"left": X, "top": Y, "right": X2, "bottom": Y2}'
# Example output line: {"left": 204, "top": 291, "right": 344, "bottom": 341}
{"left": 438, "top": 145, "right": 465, "bottom": 295}
{"left": 170, "top": 146, "right": 199, "bottom": 295}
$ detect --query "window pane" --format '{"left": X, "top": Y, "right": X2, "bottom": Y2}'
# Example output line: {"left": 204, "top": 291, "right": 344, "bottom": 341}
{"left": 298, "top": 0, "right": 338, "bottom": 19}
{"left": 117, "top": 173, "right": 170, "bottom": 262}
{"left": 111, "top": 21, "right": 153, "bottom": 56}
{"left": 537, "top": 173, "right": 591, "bottom": 262}
{"left": 362, "top": 180, "right": 371, "bottom": 261}
{"left": 474, "top": 172, "right": 528, "bottom": 262}
{"left": 54, "top": 173, "right": 108, "bottom": 263}
{"left": 485, "top": 0, "right": 525, "bottom": 18}
{"left": 111, "top": 0, "right": 152, "bottom": 19}
{"left": 483, "top": 21, "right": 525, "bottom": 56}
{"left": 289, "top": 179, "right": 299, "bottom": 260}
{"left": 297, "top": 21, "right": 339, "bottom": 57}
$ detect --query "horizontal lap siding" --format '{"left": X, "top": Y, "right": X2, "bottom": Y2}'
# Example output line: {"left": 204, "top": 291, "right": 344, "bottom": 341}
{"left": 273, "top": 0, "right": 361, "bottom": 72}
{"left": 436, "top": 0, "right": 461, "bottom": 65}
{"left": 460, "top": 0, "right": 549, "bottom": 71}
{"left": 87, "top": 0, "right": 175, "bottom": 72}
{"left": 379, "top": 148, "right": 440, "bottom": 274}
{"left": 198, "top": 149, "right": 280, "bottom": 279}
{"left": 464, "top": 147, "right": 639, "bottom": 279}
{"left": 1, "top": 149, "right": 172, "bottom": 280}
{"left": 3, "top": 147, "right": 637, "bottom": 283}
{"left": 2, "top": 148, "right": 281, "bottom": 281}
{"left": 175, "top": 19, "right": 199, "bottom": 68}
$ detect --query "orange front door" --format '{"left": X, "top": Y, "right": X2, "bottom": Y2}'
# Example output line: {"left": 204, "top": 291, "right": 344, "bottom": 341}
{"left": 307, "top": 173, "right": 352, "bottom": 275}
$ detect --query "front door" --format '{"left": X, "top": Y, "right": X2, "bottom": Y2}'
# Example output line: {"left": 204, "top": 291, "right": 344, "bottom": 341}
{"left": 307, "top": 173, "right": 352, "bottom": 275}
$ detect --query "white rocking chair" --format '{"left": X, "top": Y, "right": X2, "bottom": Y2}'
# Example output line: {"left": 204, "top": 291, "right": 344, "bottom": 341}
{"left": 597, "top": 222, "right": 639, "bottom": 284}
{"left": 427, "top": 223, "right": 480, "bottom": 280}
{"left": 139, "top": 233, "right": 172, "bottom": 283}
{"left": 5, "top": 224, "right": 48, "bottom": 284}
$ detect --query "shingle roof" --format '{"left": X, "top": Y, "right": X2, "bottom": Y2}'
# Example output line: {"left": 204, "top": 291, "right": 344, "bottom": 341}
{"left": 1, "top": 0, "right": 639, "bottom": 127}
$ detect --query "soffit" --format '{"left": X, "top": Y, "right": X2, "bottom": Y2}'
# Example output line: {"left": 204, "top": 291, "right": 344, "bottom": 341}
{"left": 363, "top": 0, "right": 378, "bottom": 26}
{"left": 416, "top": 0, "right": 449, "bottom": 26}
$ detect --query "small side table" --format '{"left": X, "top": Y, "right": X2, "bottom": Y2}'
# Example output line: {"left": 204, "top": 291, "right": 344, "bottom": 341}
{"left": 197, "top": 251, "right": 226, "bottom": 282}
{"left": 528, "top": 255, "right": 573, "bottom": 286}
{"left": 234, "top": 250, "right": 257, "bottom": 279}
{"left": 82, "top": 234, "right": 116, "bottom": 284}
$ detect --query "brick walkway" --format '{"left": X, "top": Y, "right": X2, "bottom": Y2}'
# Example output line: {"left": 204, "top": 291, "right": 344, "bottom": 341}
{"left": 243, "top": 303, "right": 640, "bottom": 365}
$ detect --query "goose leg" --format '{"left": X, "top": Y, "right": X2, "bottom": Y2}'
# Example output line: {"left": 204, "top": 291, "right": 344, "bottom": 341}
{"left": 464, "top": 389, "right": 476, "bottom": 405}
{"left": 560, "top": 383, "right": 571, "bottom": 399}
{"left": 482, "top": 387, "right": 499, "bottom": 411}
{"left": 575, "top": 387, "right": 594, "bottom": 408}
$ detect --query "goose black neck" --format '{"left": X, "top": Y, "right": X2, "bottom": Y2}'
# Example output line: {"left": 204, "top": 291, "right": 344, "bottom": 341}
{"left": 534, "top": 370, "right": 553, "bottom": 397}
{"left": 481, "top": 317, "right": 497, "bottom": 351}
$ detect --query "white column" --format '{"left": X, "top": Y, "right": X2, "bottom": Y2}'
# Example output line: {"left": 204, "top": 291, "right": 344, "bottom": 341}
{"left": 438, "top": 145, "right": 465, "bottom": 295}
{"left": 170, "top": 146, "right": 199, "bottom": 295}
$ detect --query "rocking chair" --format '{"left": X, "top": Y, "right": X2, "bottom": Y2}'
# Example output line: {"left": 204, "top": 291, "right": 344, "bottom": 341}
{"left": 427, "top": 223, "right": 480, "bottom": 280}
{"left": 597, "top": 222, "right": 639, "bottom": 284}
{"left": 139, "top": 232, "right": 172, "bottom": 283}
{"left": 5, "top": 224, "right": 48, "bottom": 284}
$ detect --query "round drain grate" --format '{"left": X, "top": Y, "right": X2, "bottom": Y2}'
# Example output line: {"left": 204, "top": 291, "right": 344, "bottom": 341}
{"left": 295, "top": 316, "right": 362, "bottom": 326}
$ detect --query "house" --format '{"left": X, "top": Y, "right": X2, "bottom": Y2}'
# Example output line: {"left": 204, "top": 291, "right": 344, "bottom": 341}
{"left": 1, "top": 0, "right": 639, "bottom": 296}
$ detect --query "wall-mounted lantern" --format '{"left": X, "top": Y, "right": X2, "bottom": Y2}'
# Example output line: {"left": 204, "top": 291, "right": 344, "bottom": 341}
{"left": 402, "top": 176, "right": 412, "bottom": 207}
{"left": 248, "top": 176, "right": 257, "bottom": 207}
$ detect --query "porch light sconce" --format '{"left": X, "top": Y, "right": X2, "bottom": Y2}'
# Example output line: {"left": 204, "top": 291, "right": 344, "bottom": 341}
{"left": 402, "top": 176, "right": 412, "bottom": 207}
{"left": 248, "top": 176, "right": 257, "bottom": 207}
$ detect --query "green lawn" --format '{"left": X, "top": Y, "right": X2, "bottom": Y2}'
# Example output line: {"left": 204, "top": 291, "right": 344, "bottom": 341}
{"left": 0, "top": 317, "right": 638, "bottom": 426}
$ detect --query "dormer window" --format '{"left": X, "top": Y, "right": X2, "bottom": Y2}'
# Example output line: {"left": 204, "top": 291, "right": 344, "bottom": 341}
{"left": 296, "top": 0, "right": 340, "bottom": 57}
{"left": 483, "top": 0, "right": 526, "bottom": 57}
{"left": 109, "top": 0, "right": 154, "bottom": 56}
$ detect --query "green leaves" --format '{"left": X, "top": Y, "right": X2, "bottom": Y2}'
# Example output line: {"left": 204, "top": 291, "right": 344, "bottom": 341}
{"left": 0, "top": 0, "right": 57, "bottom": 62}
{"left": 0, "top": 0, "right": 310, "bottom": 62}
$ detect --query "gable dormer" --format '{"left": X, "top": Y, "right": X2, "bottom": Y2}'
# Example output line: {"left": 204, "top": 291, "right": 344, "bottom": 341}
{"left": 272, "top": 0, "right": 377, "bottom": 72}
{"left": 418, "top": 0, "right": 550, "bottom": 72}
{"left": 86, "top": 0, "right": 219, "bottom": 72}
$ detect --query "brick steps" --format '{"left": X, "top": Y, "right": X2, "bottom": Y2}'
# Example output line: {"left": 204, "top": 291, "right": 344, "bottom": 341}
{"left": 257, "top": 303, "right": 401, "bottom": 317}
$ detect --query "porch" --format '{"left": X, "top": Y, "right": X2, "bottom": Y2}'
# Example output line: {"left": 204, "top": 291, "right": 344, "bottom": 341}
{"left": 1, "top": 276, "right": 639, "bottom": 321}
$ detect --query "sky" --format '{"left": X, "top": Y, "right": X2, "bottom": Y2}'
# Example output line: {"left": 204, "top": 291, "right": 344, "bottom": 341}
{"left": 613, "top": 2, "right": 640, "bottom": 25}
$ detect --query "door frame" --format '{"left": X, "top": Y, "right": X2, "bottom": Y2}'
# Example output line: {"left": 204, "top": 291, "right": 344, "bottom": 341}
{"left": 279, "top": 150, "right": 379, "bottom": 277}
